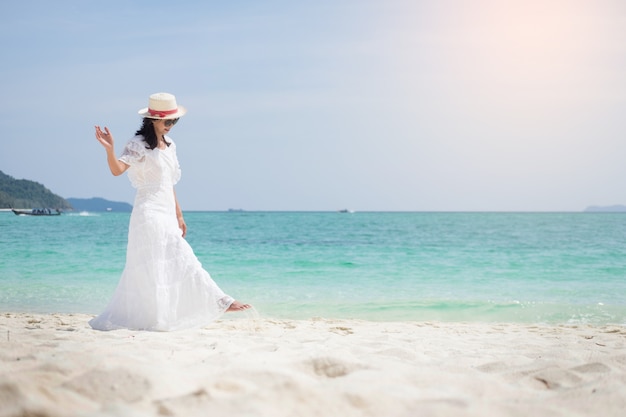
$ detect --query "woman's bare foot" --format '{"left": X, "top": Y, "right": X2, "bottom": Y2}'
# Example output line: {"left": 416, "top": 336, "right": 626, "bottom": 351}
{"left": 227, "top": 300, "right": 252, "bottom": 312}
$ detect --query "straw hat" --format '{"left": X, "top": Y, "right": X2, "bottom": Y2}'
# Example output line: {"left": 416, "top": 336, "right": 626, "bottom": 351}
{"left": 138, "top": 92, "right": 187, "bottom": 119}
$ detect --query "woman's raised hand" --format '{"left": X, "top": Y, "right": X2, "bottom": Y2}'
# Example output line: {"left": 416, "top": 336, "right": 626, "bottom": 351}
{"left": 95, "top": 125, "right": 115, "bottom": 150}
{"left": 95, "top": 125, "right": 129, "bottom": 176}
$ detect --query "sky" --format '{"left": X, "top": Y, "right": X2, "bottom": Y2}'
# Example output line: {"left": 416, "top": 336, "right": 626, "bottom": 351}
{"left": 1, "top": 0, "right": 625, "bottom": 211}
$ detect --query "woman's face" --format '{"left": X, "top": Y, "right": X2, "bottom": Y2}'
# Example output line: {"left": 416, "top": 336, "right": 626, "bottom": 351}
{"left": 152, "top": 118, "right": 179, "bottom": 137}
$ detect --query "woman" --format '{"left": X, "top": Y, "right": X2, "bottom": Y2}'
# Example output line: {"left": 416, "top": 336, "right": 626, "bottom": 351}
{"left": 90, "top": 92, "right": 250, "bottom": 331}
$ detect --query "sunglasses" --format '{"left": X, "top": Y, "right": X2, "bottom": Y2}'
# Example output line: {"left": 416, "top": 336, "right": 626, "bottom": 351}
{"left": 164, "top": 118, "right": 179, "bottom": 127}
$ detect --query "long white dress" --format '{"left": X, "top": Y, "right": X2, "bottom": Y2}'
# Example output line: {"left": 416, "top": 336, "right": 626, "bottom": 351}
{"left": 89, "top": 135, "right": 234, "bottom": 331}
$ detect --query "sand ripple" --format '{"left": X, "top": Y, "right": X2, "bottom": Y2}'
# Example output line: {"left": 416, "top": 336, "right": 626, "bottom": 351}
{"left": 1, "top": 313, "right": 625, "bottom": 417}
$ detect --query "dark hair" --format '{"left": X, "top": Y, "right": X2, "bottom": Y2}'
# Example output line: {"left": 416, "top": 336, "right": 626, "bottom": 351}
{"left": 135, "top": 118, "right": 170, "bottom": 150}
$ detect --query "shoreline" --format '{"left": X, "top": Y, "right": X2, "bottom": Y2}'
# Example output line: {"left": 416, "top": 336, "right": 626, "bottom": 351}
{"left": 2, "top": 312, "right": 625, "bottom": 417}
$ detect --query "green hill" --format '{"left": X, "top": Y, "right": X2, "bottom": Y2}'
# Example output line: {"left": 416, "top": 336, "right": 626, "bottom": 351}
{"left": 0, "top": 170, "right": 72, "bottom": 209}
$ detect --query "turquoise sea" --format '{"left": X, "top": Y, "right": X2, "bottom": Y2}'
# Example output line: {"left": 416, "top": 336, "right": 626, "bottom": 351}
{"left": 1, "top": 211, "right": 625, "bottom": 325}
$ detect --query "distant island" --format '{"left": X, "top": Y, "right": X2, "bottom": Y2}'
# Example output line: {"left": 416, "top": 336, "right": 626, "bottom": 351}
{"left": 0, "top": 170, "right": 131, "bottom": 212}
{"left": 66, "top": 197, "right": 132, "bottom": 212}
{"left": 0, "top": 170, "right": 72, "bottom": 210}
{"left": 584, "top": 205, "right": 626, "bottom": 213}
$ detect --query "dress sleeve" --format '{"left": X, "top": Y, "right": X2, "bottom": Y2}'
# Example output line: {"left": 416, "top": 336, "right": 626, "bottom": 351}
{"left": 170, "top": 140, "right": 182, "bottom": 185}
{"left": 119, "top": 138, "right": 147, "bottom": 166}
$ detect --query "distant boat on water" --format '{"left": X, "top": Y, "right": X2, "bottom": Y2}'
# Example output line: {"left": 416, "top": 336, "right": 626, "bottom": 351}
{"left": 338, "top": 209, "right": 355, "bottom": 213}
{"left": 12, "top": 208, "right": 62, "bottom": 216}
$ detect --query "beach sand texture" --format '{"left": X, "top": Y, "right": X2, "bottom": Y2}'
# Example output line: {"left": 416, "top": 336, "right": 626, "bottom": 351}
{"left": 1, "top": 313, "right": 625, "bottom": 417}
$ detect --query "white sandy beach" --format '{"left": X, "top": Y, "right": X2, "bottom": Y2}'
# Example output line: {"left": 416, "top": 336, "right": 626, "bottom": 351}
{"left": 1, "top": 312, "right": 625, "bottom": 417}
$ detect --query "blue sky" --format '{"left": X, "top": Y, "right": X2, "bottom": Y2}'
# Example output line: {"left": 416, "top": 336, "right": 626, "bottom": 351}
{"left": 1, "top": 0, "right": 625, "bottom": 211}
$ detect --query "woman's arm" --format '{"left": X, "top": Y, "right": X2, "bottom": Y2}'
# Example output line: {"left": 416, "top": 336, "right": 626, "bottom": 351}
{"left": 95, "top": 125, "right": 129, "bottom": 176}
{"left": 174, "top": 189, "right": 187, "bottom": 238}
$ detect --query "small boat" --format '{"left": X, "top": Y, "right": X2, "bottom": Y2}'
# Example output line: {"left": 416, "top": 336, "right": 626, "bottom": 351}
{"left": 338, "top": 209, "right": 355, "bottom": 213}
{"left": 12, "top": 208, "right": 62, "bottom": 216}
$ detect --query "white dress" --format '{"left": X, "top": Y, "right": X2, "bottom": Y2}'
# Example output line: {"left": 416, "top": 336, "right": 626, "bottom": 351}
{"left": 89, "top": 135, "right": 234, "bottom": 331}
